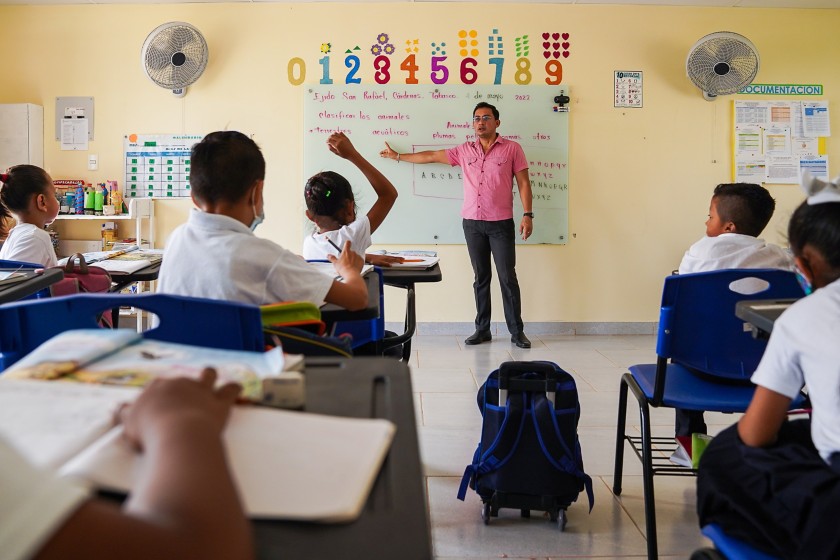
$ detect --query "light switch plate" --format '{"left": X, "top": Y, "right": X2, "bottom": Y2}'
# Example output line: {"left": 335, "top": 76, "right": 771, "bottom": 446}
{"left": 88, "top": 154, "right": 98, "bottom": 170}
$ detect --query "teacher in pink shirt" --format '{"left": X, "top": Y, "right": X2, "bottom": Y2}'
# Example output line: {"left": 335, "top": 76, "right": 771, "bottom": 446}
{"left": 380, "top": 102, "right": 533, "bottom": 348}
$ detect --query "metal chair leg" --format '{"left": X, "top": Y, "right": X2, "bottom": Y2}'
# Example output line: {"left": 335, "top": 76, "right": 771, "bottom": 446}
{"left": 613, "top": 374, "right": 630, "bottom": 495}
{"left": 639, "top": 399, "right": 658, "bottom": 560}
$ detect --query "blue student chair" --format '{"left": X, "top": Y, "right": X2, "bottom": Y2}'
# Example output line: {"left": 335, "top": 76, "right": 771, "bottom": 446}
{"left": 0, "top": 259, "right": 50, "bottom": 299}
{"left": 612, "top": 269, "right": 806, "bottom": 560}
{"left": 0, "top": 293, "right": 264, "bottom": 371}
{"left": 689, "top": 523, "right": 781, "bottom": 560}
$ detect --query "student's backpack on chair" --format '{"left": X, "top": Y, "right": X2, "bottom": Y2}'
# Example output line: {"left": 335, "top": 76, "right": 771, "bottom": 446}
{"left": 457, "top": 360, "right": 594, "bottom": 530}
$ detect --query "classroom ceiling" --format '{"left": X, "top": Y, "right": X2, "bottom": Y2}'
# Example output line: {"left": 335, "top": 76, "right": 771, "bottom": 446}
{"left": 1, "top": 0, "right": 839, "bottom": 6}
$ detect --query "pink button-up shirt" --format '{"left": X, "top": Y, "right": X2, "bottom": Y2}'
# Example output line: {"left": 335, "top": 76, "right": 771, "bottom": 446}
{"left": 446, "top": 136, "right": 529, "bottom": 221}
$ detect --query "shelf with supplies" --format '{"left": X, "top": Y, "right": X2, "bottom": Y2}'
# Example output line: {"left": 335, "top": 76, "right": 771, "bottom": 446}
{"left": 50, "top": 198, "right": 156, "bottom": 332}
{"left": 52, "top": 198, "right": 155, "bottom": 257}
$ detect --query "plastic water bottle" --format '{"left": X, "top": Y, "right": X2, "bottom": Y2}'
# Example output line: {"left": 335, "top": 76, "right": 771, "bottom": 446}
{"left": 74, "top": 183, "right": 85, "bottom": 215}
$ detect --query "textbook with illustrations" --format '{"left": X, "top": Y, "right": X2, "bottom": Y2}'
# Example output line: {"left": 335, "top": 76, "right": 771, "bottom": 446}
{"left": 59, "top": 246, "right": 163, "bottom": 274}
{"left": 2, "top": 329, "right": 307, "bottom": 402}
{"left": 0, "top": 355, "right": 396, "bottom": 522}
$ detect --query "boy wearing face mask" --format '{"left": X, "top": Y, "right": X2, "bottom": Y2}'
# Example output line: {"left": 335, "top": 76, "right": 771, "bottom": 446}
{"left": 157, "top": 131, "right": 367, "bottom": 311}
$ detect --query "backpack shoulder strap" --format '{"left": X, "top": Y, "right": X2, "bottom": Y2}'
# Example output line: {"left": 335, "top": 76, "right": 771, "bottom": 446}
{"left": 532, "top": 392, "right": 595, "bottom": 511}
{"left": 457, "top": 391, "right": 527, "bottom": 500}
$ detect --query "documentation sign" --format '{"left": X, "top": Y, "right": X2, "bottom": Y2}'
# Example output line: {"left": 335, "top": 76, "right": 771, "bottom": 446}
{"left": 739, "top": 84, "right": 824, "bottom": 96}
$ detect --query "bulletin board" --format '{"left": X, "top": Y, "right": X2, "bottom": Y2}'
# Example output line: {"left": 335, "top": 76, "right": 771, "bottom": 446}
{"left": 733, "top": 100, "right": 830, "bottom": 184}
{"left": 303, "top": 84, "right": 569, "bottom": 244}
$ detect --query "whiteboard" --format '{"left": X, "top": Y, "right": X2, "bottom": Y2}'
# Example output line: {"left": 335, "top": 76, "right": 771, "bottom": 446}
{"left": 303, "top": 85, "right": 569, "bottom": 244}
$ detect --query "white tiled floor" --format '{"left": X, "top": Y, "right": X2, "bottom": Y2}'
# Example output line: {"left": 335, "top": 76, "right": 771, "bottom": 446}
{"left": 407, "top": 333, "right": 739, "bottom": 559}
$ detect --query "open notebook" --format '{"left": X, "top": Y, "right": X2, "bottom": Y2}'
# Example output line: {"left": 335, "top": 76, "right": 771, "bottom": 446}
{"left": 0, "top": 376, "right": 394, "bottom": 523}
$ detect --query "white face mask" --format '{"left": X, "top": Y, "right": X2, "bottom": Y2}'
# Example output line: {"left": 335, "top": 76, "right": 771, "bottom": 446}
{"left": 250, "top": 202, "right": 264, "bottom": 232}
{"left": 250, "top": 186, "right": 264, "bottom": 232}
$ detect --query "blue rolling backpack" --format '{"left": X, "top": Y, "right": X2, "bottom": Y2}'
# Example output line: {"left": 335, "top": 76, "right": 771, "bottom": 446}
{"left": 457, "top": 361, "right": 594, "bottom": 530}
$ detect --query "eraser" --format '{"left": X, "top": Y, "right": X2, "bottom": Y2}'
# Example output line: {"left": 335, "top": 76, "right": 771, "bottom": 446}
{"left": 261, "top": 372, "right": 305, "bottom": 409}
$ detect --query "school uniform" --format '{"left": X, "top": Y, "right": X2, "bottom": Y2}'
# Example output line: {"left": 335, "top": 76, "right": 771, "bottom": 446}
{"left": 678, "top": 233, "right": 792, "bottom": 275}
{"left": 675, "top": 233, "right": 793, "bottom": 436}
{"left": 0, "top": 437, "right": 90, "bottom": 560}
{"left": 302, "top": 216, "right": 370, "bottom": 260}
{"left": 0, "top": 223, "right": 57, "bottom": 267}
{"left": 157, "top": 209, "right": 334, "bottom": 306}
{"left": 697, "top": 278, "right": 840, "bottom": 559}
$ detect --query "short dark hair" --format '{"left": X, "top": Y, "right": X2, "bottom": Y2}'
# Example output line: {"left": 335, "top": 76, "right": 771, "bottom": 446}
{"left": 304, "top": 171, "right": 354, "bottom": 218}
{"left": 0, "top": 164, "right": 52, "bottom": 222}
{"left": 473, "top": 102, "right": 499, "bottom": 120}
{"left": 190, "top": 131, "right": 265, "bottom": 204}
{"left": 712, "top": 183, "right": 775, "bottom": 237}
{"left": 788, "top": 200, "right": 840, "bottom": 270}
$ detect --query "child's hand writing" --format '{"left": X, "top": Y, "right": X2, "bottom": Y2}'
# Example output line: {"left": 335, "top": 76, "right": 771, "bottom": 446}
{"left": 326, "top": 132, "right": 358, "bottom": 160}
{"left": 366, "top": 254, "right": 405, "bottom": 267}
{"left": 117, "top": 368, "right": 241, "bottom": 452}
{"left": 327, "top": 240, "right": 364, "bottom": 277}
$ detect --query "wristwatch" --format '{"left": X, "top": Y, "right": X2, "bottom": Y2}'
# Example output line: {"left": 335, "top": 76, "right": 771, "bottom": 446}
{"left": 523, "top": 212, "right": 534, "bottom": 218}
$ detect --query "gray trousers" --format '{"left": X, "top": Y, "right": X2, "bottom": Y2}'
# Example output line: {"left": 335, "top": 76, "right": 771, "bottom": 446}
{"left": 462, "top": 218, "right": 523, "bottom": 335}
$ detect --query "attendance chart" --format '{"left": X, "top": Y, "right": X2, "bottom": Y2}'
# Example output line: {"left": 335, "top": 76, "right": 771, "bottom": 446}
{"left": 123, "top": 134, "right": 201, "bottom": 199}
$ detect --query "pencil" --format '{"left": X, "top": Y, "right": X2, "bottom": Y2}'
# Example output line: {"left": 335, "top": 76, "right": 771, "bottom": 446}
{"left": 326, "top": 238, "right": 343, "bottom": 254}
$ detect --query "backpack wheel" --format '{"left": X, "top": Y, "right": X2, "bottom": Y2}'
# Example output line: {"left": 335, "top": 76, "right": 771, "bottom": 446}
{"left": 481, "top": 502, "right": 491, "bottom": 525}
{"left": 557, "top": 509, "right": 568, "bottom": 531}
{"left": 520, "top": 509, "right": 530, "bottom": 518}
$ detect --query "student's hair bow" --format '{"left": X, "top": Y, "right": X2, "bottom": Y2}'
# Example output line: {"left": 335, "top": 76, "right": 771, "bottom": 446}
{"left": 801, "top": 171, "right": 840, "bottom": 205}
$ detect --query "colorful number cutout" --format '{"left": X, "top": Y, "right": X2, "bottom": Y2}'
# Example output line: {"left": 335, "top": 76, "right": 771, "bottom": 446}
{"left": 488, "top": 57, "right": 504, "bottom": 85}
{"left": 318, "top": 56, "right": 333, "bottom": 85}
{"left": 287, "top": 57, "right": 306, "bottom": 86}
{"left": 514, "top": 57, "right": 532, "bottom": 85}
{"left": 400, "top": 54, "right": 419, "bottom": 85}
{"left": 545, "top": 60, "right": 562, "bottom": 85}
{"left": 373, "top": 55, "right": 390, "bottom": 84}
{"left": 345, "top": 55, "right": 361, "bottom": 84}
{"left": 430, "top": 56, "right": 449, "bottom": 85}
{"left": 460, "top": 58, "right": 477, "bottom": 84}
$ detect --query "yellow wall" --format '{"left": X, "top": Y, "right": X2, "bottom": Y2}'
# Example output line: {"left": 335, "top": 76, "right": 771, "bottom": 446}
{"left": 1, "top": 4, "right": 837, "bottom": 324}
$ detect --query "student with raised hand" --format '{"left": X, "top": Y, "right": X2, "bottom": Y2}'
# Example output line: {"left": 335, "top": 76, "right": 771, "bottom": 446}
{"left": 696, "top": 173, "right": 840, "bottom": 559}
{"left": 2, "top": 369, "right": 254, "bottom": 560}
{"left": 0, "top": 165, "right": 59, "bottom": 266}
{"left": 302, "top": 131, "right": 402, "bottom": 267}
{"left": 157, "top": 131, "right": 367, "bottom": 311}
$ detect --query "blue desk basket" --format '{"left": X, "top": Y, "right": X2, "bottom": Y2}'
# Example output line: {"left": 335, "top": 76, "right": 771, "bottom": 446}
{"left": 0, "top": 293, "right": 265, "bottom": 372}
{"left": 306, "top": 260, "right": 385, "bottom": 350}
{"left": 0, "top": 259, "right": 51, "bottom": 300}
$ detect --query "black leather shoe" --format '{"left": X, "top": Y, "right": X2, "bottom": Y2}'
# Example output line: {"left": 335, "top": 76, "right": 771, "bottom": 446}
{"left": 511, "top": 332, "right": 531, "bottom": 349}
{"left": 465, "top": 330, "right": 492, "bottom": 345}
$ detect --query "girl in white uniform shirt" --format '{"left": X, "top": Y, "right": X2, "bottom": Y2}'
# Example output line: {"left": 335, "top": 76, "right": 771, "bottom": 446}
{"left": 302, "top": 132, "right": 402, "bottom": 267}
{"left": 0, "top": 165, "right": 59, "bottom": 267}
{"left": 697, "top": 172, "right": 840, "bottom": 559}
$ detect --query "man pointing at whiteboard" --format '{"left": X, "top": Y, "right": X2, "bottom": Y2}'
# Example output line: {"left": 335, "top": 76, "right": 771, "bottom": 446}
{"left": 380, "top": 102, "right": 534, "bottom": 349}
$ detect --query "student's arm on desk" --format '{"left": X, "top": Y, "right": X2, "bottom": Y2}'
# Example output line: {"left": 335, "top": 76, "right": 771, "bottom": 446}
{"left": 324, "top": 241, "right": 368, "bottom": 311}
{"left": 35, "top": 370, "right": 253, "bottom": 560}
{"left": 737, "top": 386, "right": 791, "bottom": 447}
